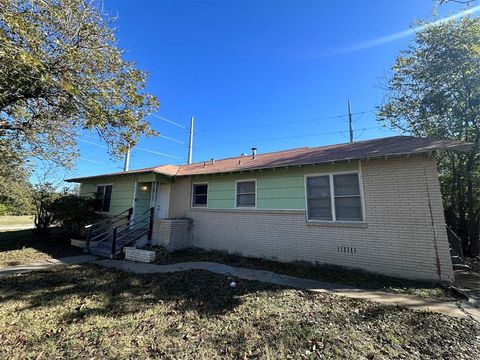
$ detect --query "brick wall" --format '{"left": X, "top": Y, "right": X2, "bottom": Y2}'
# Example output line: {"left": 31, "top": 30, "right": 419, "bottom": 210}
{"left": 152, "top": 219, "right": 192, "bottom": 251}
{"left": 168, "top": 155, "right": 453, "bottom": 282}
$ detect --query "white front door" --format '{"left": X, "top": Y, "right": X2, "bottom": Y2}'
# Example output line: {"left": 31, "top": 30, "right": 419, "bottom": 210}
{"left": 156, "top": 183, "right": 171, "bottom": 219}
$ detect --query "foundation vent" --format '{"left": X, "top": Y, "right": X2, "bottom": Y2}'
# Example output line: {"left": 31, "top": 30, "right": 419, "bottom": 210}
{"left": 338, "top": 246, "right": 357, "bottom": 254}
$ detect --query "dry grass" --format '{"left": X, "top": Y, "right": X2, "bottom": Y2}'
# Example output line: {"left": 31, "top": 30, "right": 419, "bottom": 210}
{"left": 155, "top": 249, "right": 461, "bottom": 301}
{"left": 0, "top": 215, "right": 33, "bottom": 227}
{"left": 0, "top": 265, "right": 478, "bottom": 359}
{"left": 0, "top": 229, "right": 82, "bottom": 267}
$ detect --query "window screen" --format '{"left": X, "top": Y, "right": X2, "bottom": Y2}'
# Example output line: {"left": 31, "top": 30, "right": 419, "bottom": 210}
{"left": 192, "top": 184, "right": 208, "bottom": 207}
{"left": 95, "top": 185, "right": 112, "bottom": 212}
{"left": 306, "top": 176, "right": 332, "bottom": 220}
{"left": 236, "top": 181, "right": 256, "bottom": 207}
{"left": 333, "top": 174, "right": 362, "bottom": 221}
{"left": 306, "top": 173, "right": 363, "bottom": 222}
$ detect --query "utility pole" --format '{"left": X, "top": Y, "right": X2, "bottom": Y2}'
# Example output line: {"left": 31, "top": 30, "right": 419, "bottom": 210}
{"left": 123, "top": 147, "right": 131, "bottom": 171}
{"left": 188, "top": 116, "right": 194, "bottom": 164}
{"left": 348, "top": 99, "right": 353, "bottom": 143}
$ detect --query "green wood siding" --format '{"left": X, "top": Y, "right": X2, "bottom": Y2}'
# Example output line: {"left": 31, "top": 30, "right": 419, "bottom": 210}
{"left": 194, "top": 161, "right": 359, "bottom": 210}
{"left": 78, "top": 176, "right": 135, "bottom": 215}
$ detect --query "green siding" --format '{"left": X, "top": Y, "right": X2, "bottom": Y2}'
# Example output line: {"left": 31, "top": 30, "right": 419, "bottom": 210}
{"left": 135, "top": 182, "right": 152, "bottom": 216}
{"left": 194, "top": 161, "right": 359, "bottom": 210}
{"left": 78, "top": 176, "right": 135, "bottom": 215}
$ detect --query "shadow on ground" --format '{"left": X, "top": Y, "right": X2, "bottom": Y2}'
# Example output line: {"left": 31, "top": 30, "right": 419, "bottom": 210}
{"left": 0, "top": 264, "right": 280, "bottom": 319}
{"left": 0, "top": 229, "right": 82, "bottom": 266}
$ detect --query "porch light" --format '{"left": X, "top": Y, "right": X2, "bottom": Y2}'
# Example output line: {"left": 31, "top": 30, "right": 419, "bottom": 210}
{"left": 140, "top": 185, "right": 149, "bottom": 191}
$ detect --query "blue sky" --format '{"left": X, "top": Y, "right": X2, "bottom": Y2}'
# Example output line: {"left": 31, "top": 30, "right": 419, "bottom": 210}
{"left": 65, "top": 0, "right": 472, "bottom": 179}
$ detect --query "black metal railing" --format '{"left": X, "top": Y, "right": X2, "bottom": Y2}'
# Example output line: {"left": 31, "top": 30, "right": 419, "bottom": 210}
{"left": 110, "top": 207, "right": 155, "bottom": 258}
{"left": 85, "top": 208, "right": 133, "bottom": 254}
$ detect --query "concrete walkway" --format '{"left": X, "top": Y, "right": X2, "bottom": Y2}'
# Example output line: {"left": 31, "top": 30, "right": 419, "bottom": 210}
{"left": 0, "top": 255, "right": 97, "bottom": 277}
{"left": 0, "top": 224, "right": 34, "bottom": 232}
{"left": 94, "top": 259, "right": 480, "bottom": 322}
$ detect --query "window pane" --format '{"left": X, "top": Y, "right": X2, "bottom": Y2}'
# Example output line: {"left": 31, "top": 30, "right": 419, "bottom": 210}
{"left": 308, "top": 198, "right": 332, "bottom": 220}
{"left": 102, "top": 185, "right": 112, "bottom": 212}
{"left": 237, "top": 194, "right": 255, "bottom": 207}
{"left": 237, "top": 181, "right": 255, "bottom": 194}
{"left": 194, "top": 184, "right": 208, "bottom": 196}
{"left": 307, "top": 176, "right": 332, "bottom": 220}
{"left": 193, "top": 184, "right": 208, "bottom": 206}
{"left": 94, "top": 186, "right": 105, "bottom": 211}
{"left": 194, "top": 195, "right": 207, "bottom": 206}
{"left": 333, "top": 174, "right": 360, "bottom": 196}
{"left": 335, "top": 196, "right": 362, "bottom": 221}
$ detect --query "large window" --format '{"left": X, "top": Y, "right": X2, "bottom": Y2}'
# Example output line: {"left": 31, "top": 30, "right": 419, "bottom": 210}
{"left": 236, "top": 180, "right": 256, "bottom": 207}
{"left": 95, "top": 185, "right": 112, "bottom": 212}
{"left": 192, "top": 183, "right": 208, "bottom": 207}
{"left": 306, "top": 173, "right": 363, "bottom": 222}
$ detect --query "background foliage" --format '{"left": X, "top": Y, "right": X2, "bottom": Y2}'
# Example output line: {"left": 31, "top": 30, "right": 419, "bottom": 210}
{"left": 379, "top": 16, "right": 480, "bottom": 256}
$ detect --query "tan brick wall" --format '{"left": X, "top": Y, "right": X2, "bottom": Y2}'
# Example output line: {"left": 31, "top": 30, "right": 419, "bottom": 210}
{"left": 152, "top": 219, "right": 192, "bottom": 251}
{"left": 168, "top": 155, "right": 453, "bottom": 282}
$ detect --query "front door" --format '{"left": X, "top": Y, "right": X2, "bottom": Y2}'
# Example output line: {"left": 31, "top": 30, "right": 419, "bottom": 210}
{"left": 156, "top": 183, "right": 171, "bottom": 219}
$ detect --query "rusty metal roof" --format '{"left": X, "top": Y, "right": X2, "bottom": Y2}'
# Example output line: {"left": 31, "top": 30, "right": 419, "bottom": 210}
{"left": 66, "top": 136, "right": 470, "bottom": 182}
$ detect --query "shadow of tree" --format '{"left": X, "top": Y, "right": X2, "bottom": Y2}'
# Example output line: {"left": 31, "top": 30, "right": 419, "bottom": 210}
{"left": 0, "top": 229, "right": 81, "bottom": 263}
{"left": 0, "top": 264, "right": 282, "bottom": 320}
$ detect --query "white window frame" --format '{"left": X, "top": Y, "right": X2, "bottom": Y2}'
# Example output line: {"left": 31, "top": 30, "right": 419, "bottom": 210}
{"left": 191, "top": 182, "right": 209, "bottom": 208}
{"left": 304, "top": 170, "right": 365, "bottom": 223}
{"left": 235, "top": 179, "right": 257, "bottom": 208}
{"left": 95, "top": 183, "right": 113, "bottom": 213}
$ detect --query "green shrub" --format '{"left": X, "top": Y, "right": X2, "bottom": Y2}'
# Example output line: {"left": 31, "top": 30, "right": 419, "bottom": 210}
{"left": 0, "top": 204, "right": 8, "bottom": 216}
{"left": 49, "top": 195, "right": 98, "bottom": 238}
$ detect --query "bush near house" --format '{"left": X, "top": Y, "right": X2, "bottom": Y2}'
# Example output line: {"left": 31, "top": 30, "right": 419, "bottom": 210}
{"left": 49, "top": 195, "right": 98, "bottom": 238}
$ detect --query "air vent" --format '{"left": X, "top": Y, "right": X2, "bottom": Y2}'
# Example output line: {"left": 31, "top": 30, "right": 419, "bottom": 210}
{"left": 338, "top": 246, "right": 356, "bottom": 254}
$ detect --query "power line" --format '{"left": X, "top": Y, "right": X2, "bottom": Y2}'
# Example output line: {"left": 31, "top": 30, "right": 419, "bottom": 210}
{"left": 194, "top": 110, "right": 375, "bottom": 134}
{"left": 194, "top": 126, "right": 382, "bottom": 148}
{"left": 135, "top": 147, "right": 184, "bottom": 160}
{"left": 150, "top": 114, "right": 187, "bottom": 129}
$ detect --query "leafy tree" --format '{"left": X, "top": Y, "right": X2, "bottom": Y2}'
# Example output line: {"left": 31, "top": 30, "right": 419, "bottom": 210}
{"left": 0, "top": 139, "right": 34, "bottom": 215}
{"left": 0, "top": 0, "right": 159, "bottom": 168}
{"left": 378, "top": 16, "right": 480, "bottom": 256}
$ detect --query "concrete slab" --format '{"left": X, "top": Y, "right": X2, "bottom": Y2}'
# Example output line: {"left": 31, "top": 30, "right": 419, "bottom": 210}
{"left": 93, "top": 259, "right": 478, "bottom": 321}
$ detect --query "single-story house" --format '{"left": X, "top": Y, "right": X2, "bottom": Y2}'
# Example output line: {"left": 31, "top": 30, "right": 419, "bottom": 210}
{"left": 66, "top": 135, "right": 471, "bottom": 283}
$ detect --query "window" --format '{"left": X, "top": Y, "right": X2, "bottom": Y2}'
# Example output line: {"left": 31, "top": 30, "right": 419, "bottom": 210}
{"left": 192, "top": 183, "right": 208, "bottom": 207}
{"left": 95, "top": 185, "right": 112, "bottom": 212}
{"left": 236, "top": 180, "right": 256, "bottom": 207}
{"left": 306, "top": 173, "right": 363, "bottom": 222}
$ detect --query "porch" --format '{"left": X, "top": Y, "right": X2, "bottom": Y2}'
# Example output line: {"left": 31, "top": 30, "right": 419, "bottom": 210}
{"left": 83, "top": 175, "right": 191, "bottom": 257}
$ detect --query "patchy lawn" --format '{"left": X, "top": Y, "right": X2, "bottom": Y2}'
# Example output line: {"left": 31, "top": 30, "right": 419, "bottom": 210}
{"left": 0, "top": 215, "right": 33, "bottom": 226}
{"left": 155, "top": 249, "right": 461, "bottom": 301}
{"left": 465, "top": 256, "right": 480, "bottom": 273}
{"left": 0, "top": 265, "right": 478, "bottom": 359}
{"left": 0, "top": 229, "right": 82, "bottom": 267}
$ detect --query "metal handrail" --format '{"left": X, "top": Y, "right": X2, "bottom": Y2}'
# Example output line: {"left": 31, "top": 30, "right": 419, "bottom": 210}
{"left": 85, "top": 207, "right": 133, "bottom": 229}
{"left": 109, "top": 207, "right": 155, "bottom": 258}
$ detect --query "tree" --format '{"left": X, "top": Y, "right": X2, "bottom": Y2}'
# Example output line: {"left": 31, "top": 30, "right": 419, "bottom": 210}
{"left": 0, "top": 0, "right": 159, "bottom": 168}
{"left": 0, "top": 139, "right": 34, "bottom": 215}
{"left": 378, "top": 16, "right": 480, "bottom": 256}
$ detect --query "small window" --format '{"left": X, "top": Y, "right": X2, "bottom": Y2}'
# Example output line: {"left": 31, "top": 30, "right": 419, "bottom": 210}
{"left": 236, "top": 180, "right": 256, "bottom": 207}
{"left": 192, "top": 183, "right": 208, "bottom": 207}
{"left": 306, "top": 173, "right": 363, "bottom": 222}
{"left": 95, "top": 185, "right": 112, "bottom": 212}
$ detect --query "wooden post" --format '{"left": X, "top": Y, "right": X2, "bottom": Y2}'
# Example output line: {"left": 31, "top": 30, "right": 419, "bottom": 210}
{"left": 111, "top": 227, "right": 117, "bottom": 259}
{"left": 147, "top": 207, "right": 154, "bottom": 247}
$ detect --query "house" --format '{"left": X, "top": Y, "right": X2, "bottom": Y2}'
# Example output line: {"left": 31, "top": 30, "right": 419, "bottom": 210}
{"left": 66, "top": 135, "right": 471, "bottom": 283}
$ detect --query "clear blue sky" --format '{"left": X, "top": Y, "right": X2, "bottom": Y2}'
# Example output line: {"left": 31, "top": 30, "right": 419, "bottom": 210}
{"left": 65, "top": 0, "right": 471, "bottom": 179}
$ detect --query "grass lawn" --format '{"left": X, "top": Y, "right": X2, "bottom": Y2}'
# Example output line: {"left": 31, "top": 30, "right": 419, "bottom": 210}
{"left": 155, "top": 249, "right": 461, "bottom": 301}
{"left": 0, "top": 215, "right": 33, "bottom": 226}
{"left": 0, "top": 265, "right": 478, "bottom": 359}
{"left": 0, "top": 229, "right": 82, "bottom": 267}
